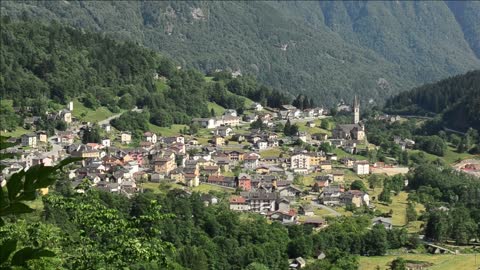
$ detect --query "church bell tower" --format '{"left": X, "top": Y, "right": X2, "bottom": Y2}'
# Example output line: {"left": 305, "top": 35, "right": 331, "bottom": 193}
{"left": 353, "top": 95, "right": 360, "bottom": 124}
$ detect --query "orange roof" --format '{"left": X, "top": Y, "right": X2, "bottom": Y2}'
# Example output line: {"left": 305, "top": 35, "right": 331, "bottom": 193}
{"left": 230, "top": 196, "right": 246, "bottom": 203}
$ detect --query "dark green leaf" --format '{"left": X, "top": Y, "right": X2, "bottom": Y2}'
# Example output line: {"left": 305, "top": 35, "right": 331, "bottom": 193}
{"left": 11, "top": 247, "right": 34, "bottom": 266}
{"left": 2, "top": 202, "right": 34, "bottom": 216}
{"left": 33, "top": 249, "right": 55, "bottom": 258}
{"left": 16, "top": 191, "right": 36, "bottom": 202}
{"left": 11, "top": 247, "right": 55, "bottom": 266}
{"left": 6, "top": 170, "right": 25, "bottom": 201}
{"left": 24, "top": 165, "right": 40, "bottom": 192}
{"left": 0, "top": 239, "right": 17, "bottom": 264}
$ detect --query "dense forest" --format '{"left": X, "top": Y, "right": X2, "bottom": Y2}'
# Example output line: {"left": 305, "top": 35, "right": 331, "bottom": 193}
{"left": 384, "top": 70, "right": 480, "bottom": 132}
{"left": 0, "top": 18, "right": 289, "bottom": 132}
{"left": 2, "top": 1, "right": 480, "bottom": 105}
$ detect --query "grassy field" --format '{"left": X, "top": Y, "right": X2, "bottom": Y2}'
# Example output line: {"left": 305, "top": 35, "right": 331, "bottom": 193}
{"left": 297, "top": 119, "right": 332, "bottom": 136}
{"left": 155, "top": 80, "right": 169, "bottom": 92}
{"left": 2, "top": 126, "right": 30, "bottom": 137}
{"left": 207, "top": 102, "right": 226, "bottom": 116}
{"left": 408, "top": 146, "right": 477, "bottom": 165}
{"left": 72, "top": 100, "right": 117, "bottom": 123}
{"left": 204, "top": 76, "right": 214, "bottom": 82}
{"left": 370, "top": 191, "right": 425, "bottom": 227}
{"left": 333, "top": 148, "right": 368, "bottom": 161}
{"left": 148, "top": 123, "right": 187, "bottom": 137}
{"left": 259, "top": 148, "right": 283, "bottom": 158}
{"left": 192, "top": 183, "right": 234, "bottom": 194}
{"left": 359, "top": 254, "right": 478, "bottom": 270}
{"left": 141, "top": 181, "right": 184, "bottom": 193}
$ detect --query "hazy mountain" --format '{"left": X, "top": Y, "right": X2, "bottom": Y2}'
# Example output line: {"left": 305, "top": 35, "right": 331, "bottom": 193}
{"left": 3, "top": 1, "right": 479, "bottom": 105}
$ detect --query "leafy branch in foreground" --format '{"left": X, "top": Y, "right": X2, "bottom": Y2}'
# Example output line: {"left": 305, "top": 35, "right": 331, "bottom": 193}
{"left": 0, "top": 157, "right": 82, "bottom": 268}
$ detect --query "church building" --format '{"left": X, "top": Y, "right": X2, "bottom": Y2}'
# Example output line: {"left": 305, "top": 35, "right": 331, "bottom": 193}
{"left": 332, "top": 96, "right": 365, "bottom": 140}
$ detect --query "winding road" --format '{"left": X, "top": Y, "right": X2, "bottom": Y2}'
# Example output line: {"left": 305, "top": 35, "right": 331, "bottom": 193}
{"left": 311, "top": 200, "right": 342, "bottom": 217}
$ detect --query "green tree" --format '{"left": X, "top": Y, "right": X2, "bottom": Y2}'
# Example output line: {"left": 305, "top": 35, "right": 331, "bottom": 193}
{"left": 350, "top": 180, "right": 367, "bottom": 192}
{"left": 390, "top": 257, "right": 407, "bottom": 270}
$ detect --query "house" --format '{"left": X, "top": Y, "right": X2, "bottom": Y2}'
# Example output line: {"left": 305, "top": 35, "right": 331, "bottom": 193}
{"left": 102, "top": 124, "right": 111, "bottom": 132}
{"left": 36, "top": 131, "right": 48, "bottom": 143}
{"left": 213, "top": 136, "right": 225, "bottom": 146}
{"left": 279, "top": 185, "right": 303, "bottom": 198}
{"left": 340, "top": 157, "right": 356, "bottom": 168}
{"left": 303, "top": 217, "right": 327, "bottom": 229}
{"left": 281, "top": 104, "right": 297, "bottom": 111}
{"left": 185, "top": 174, "right": 200, "bottom": 187}
{"left": 298, "top": 205, "right": 314, "bottom": 216}
{"left": 256, "top": 140, "right": 268, "bottom": 150}
{"left": 229, "top": 196, "right": 250, "bottom": 211}
{"left": 223, "top": 109, "right": 237, "bottom": 117}
{"left": 214, "top": 126, "right": 233, "bottom": 137}
{"left": 207, "top": 174, "right": 236, "bottom": 188}
{"left": 201, "top": 194, "right": 219, "bottom": 206}
{"left": 101, "top": 138, "right": 111, "bottom": 148}
{"left": 21, "top": 134, "right": 37, "bottom": 148}
{"left": 244, "top": 114, "right": 258, "bottom": 123}
{"left": 225, "top": 150, "right": 244, "bottom": 162}
{"left": 251, "top": 102, "right": 263, "bottom": 111}
{"left": 372, "top": 217, "right": 393, "bottom": 230}
{"left": 332, "top": 171, "right": 345, "bottom": 182}
{"left": 318, "top": 161, "right": 332, "bottom": 172}
{"left": 219, "top": 115, "right": 240, "bottom": 127}
{"left": 192, "top": 117, "right": 216, "bottom": 129}
{"left": 270, "top": 209, "right": 297, "bottom": 224}
{"left": 342, "top": 190, "right": 370, "bottom": 207}
{"left": 320, "top": 186, "right": 343, "bottom": 206}
{"left": 143, "top": 132, "right": 157, "bottom": 144}
{"left": 289, "top": 257, "right": 306, "bottom": 269}
{"left": 290, "top": 153, "right": 310, "bottom": 170}
{"left": 308, "top": 152, "right": 326, "bottom": 166}
{"left": 59, "top": 109, "right": 72, "bottom": 123}
{"left": 306, "top": 121, "right": 315, "bottom": 128}
{"left": 332, "top": 124, "right": 365, "bottom": 140}
{"left": 202, "top": 165, "right": 220, "bottom": 176}
{"left": 120, "top": 132, "right": 132, "bottom": 144}
{"left": 276, "top": 198, "right": 290, "bottom": 212}
{"left": 238, "top": 173, "right": 252, "bottom": 191}
{"left": 243, "top": 153, "right": 259, "bottom": 170}
{"left": 312, "top": 133, "right": 328, "bottom": 141}
{"left": 240, "top": 190, "right": 277, "bottom": 213}
{"left": 153, "top": 155, "right": 176, "bottom": 175}
{"left": 353, "top": 161, "right": 369, "bottom": 175}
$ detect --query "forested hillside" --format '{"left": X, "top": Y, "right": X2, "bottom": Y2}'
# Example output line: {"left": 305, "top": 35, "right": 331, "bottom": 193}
{"left": 2, "top": 1, "right": 479, "bottom": 105}
{"left": 384, "top": 70, "right": 480, "bottom": 132}
{"left": 0, "top": 18, "right": 288, "bottom": 131}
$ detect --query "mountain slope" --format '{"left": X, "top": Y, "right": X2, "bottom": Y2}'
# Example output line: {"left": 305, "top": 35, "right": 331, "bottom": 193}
{"left": 385, "top": 70, "right": 480, "bottom": 132}
{"left": 1, "top": 19, "right": 289, "bottom": 131}
{"left": 2, "top": 1, "right": 479, "bottom": 105}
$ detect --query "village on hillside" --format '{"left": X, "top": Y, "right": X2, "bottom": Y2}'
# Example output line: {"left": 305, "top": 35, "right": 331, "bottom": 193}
{"left": 1, "top": 95, "right": 419, "bottom": 232}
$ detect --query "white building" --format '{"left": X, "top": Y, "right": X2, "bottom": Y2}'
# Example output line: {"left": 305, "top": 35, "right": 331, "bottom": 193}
{"left": 353, "top": 161, "right": 370, "bottom": 175}
{"left": 290, "top": 153, "right": 310, "bottom": 170}
{"left": 251, "top": 102, "right": 263, "bottom": 111}
{"left": 21, "top": 134, "right": 37, "bottom": 148}
{"left": 101, "top": 138, "right": 111, "bottom": 148}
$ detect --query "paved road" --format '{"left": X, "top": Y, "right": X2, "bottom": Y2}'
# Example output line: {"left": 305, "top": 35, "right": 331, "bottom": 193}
{"left": 311, "top": 200, "right": 342, "bottom": 217}
{"left": 98, "top": 107, "right": 143, "bottom": 126}
{"left": 44, "top": 136, "right": 63, "bottom": 157}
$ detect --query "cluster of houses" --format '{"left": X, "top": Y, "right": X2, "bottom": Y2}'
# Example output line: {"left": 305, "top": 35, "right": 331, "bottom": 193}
{"left": 3, "top": 96, "right": 381, "bottom": 223}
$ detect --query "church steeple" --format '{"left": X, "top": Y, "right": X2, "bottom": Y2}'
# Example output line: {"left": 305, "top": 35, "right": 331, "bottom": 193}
{"left": 353, "top": 95, "right": 360, "bottom": 124}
